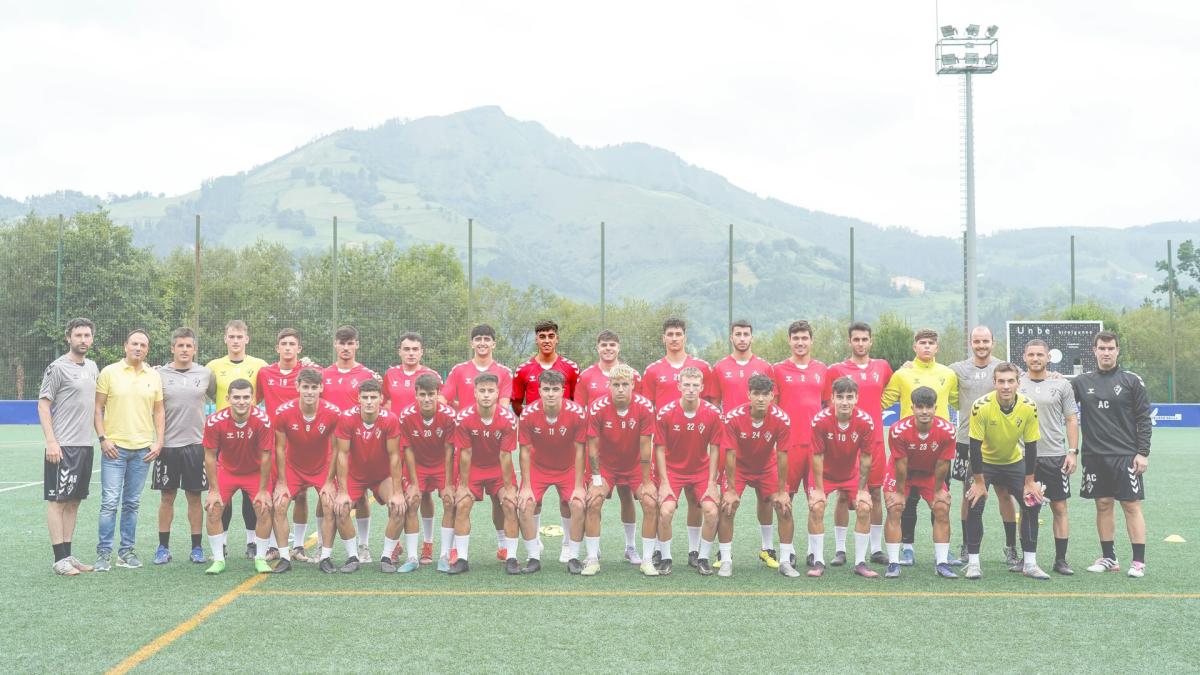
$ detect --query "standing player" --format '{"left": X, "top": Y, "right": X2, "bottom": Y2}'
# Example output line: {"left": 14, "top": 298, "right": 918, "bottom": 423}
{"left": 396, "top": 373, "right": 458, "bottom": 571}
{"left": 882, "top": 387, "right": 957, "bottom": 578}
{"left": 825, "top": 322, "right": 893, "bottom": 565}
{"left": 385, "top": 332, "right": 442, "bottom": 563}
{"left": 152, "top": 328, "right": 216, "bottom": 565}
{"left": 327, "top": 380, "right": 416, "bottom": 574}
{"left": 1019, "top": 339, "right": 1080, "bottom": 575}
{"left": 271, "top": 368, "right": 342, "bottom": 569}
{"left": 963, "top": 363, "right": 1047, "bottom": 580}
{"left": 39, "top": 318, "right": 99, "bottom": 576}
{"left": 584, "top": 365, "right": 658, "bottom": 575}
{"left": 448, "top": 373, "right": 520, "bottom": 574}
{"left": 201, "top": 379, "right": 275, "bottom": 575}
{"left": 574, "top": 330, "right": 640, "bottom": 408}
{"left": 772, "top": 320, "right": 827, "bottom": 568}
{"left": 808, "top": 378, "right": 877, "bottom": 578}
{"left": 515, "top": 371, "right": 587, "bottom": 574}
{"left": 653, "top": 367, "right": 725, "bottom": 576}
{"left": 205, "top": 319, "right": 269, "bottom": 559}
{"left": 1072, "top": 331, "right": 1151, "bottom": 578}
{"left": 719, "top": 375, "right": 794, "bottom": 578}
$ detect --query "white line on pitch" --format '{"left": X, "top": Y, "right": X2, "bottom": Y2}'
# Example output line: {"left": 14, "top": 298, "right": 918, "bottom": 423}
{"left": 0, "top": 482, "right": 39, "bottom": 493}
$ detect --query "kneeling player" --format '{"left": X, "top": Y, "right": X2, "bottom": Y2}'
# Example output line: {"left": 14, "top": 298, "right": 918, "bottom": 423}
{"left": 202, "top": 379, "right": 276, "bottom": 575}
{"left": 720, "top": 375, "right": 794, "bottom": 577}
{"left": 397, "top": 373, "right": 458, "bottom": 572}
{"left": 584, "top": 365, "right": 658, "bottom": 576}
{"left": 883, "top": 387, "right": 957, "bottom": 578}
{"left": 516, "top": 370, "right": 587, "bottom": 574}
{"left": 808, "top": 377, "right": 876, "bottom": 578}
{"left": 654, "top": 367, "right": 725, "bottom": 576}
{"left": 448, "top": 373, "right": 519, "bottom": 574}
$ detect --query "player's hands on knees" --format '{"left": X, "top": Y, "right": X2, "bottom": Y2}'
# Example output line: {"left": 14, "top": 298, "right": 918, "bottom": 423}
{"left": 856, "top": 488, "right": 872, "bottom": 511}
{"left": 388, "top": 493, "right": 406, "bottom": 517}
{"left": 319, "top": 481, "right": 336, "bottom": 503}
{"left": 807, "top": 489, "right": 826, "bottom": 511}
{"left": 273, "top": 485, "right": 291, "bottom": 508}
{"left": 45, "top": 441, "right": 62, "bottom": 464}
{"left": 933, "top": 488, "right": 952, "bottom": 507}
{"left": 771, "top": 491, "right": 791, "bottom": 515}
{"left": 965, "top": 482, "right": 987, "bottom": 507}
{"left": 335, "top": 493, "right": 352, "bottom": 517}
{"left": 720, "top": 489, "right": 739, "bottom": 516}
{"left": 441, "top": 486, "right": 456, "bottom": 508}
{"left": 405, "top": 483, "right": 420, "bottom": 505}
{"left": 703, "top": 482, "right": 720, "bottom": 503}
{"left": 569, "top": 486, "right": 586, "bottom": 507}
{"left": 884, "top": 490, "right": 904, "bottom": 511}
{"left": 657, "top": 483, "right": 675, "bottom": 504}
{"left": 205, "top": 492, "right": 223, "bottom": 514}
{"left": 517, "top": 486, "right": 535, "bottom": 511}
{"left": 253, "top": 490, "right": 272, "bottom": 511}
{"left": 1132, "top": 455, "right": 1149, "bottom": 475}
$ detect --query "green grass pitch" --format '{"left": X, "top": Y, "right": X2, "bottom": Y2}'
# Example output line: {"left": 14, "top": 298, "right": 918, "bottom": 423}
{"left": 1, "top": 424, "right": 1197, "bottom": 673}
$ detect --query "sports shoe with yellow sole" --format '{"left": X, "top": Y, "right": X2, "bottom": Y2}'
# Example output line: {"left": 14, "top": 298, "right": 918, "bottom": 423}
{"left": 581, "top": 558, "right": 600, "bottom": 576}
{"left": 759, "top": 548, "right": 780, "bottom": 569}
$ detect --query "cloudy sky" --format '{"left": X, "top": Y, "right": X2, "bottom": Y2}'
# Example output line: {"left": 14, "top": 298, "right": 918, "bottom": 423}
{"left": 1, "top": 0, "right": 1195, "bottom": 236}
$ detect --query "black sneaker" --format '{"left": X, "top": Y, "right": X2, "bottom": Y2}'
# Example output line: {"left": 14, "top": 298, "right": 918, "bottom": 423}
{"left": 696, "top": 558, "right": 713, "bottom": 576}
{"left": 272, "top": 559, "right": 293, "bottom": 574}
{"left": 806, "top": 553, "right": 815, "bottom": 568}
{"left": 687, "top": 550, "right": 699, "bottom": 568}
{"left": 319, "top": 557, "right": 336, "bottom": 574}
{"left": 870, "top": 551, "right": 889, "bottom": 565}
{"left": 339, "top": 556, "right": 360, "bottom": 574}
{"left": 652, "top": 550, "right": 662, "bottom": 566}
{"left": 830, "top": 550, "right": 848, "bottom": 567}
{"left": 521, "top": 558, "right": 542, "bottom": 574}
{"left": 566, "top": 558, "right": 583, "bottom": 575}
{"left": 505, "top": 557, "right": 521, "bottom": 575}
{"left": 1054, "top": 558, "right": 1075, "bottom": 576}
{"left": 657, "top": 558, "right": 673, "bottom": 576}
{"left": 380, "top": 557, "right": 397, "bottom": 574}
{"left": 245, "top": 543, "right": 256, "bottom": 560}
{"left": 447, "top": 559, "right": 470, "bottom": 575}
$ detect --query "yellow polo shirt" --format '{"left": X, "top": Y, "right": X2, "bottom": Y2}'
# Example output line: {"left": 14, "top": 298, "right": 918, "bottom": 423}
{"left": 96, "top": 359, "right": 163, "bottom": 448}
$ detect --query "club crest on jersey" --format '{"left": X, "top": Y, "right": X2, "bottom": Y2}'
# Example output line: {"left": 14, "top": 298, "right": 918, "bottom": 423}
{"left": 318, "top": 423, "right": 327, "bottom": 433}
{"left": 1113, "top": 385, "right": 1122, "bottom": 396}
{"left": 1087, "top": 388, "right": 1095, "bottom": 394}
{"left": 851, "top": 432, "right": 859, "bottom": 442}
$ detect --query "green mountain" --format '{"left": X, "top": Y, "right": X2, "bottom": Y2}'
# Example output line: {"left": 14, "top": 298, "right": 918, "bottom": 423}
{"left": 2, "top": 106, "right": 1192, "bottom": 343}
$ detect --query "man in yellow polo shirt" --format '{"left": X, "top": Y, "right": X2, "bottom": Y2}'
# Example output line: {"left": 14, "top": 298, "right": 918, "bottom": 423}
{"left": 93, "top": 328, "right": 165, "bottom": 571}
{"left": 205, "top": 319, "right": 270, "bottom": 558}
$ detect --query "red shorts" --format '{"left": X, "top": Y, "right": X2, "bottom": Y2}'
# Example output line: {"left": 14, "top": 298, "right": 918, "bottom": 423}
{"left": 413, "top": 465, "right": 446, "bottom": 493}
{"left": 661, "top": 469, "right": 717, "bottom": 504}
{"left": 883, "top": 468, "right": 942, "bottom": 505}
{"left": 466, "top": 465, "right": 507, "bottom": 501}
{"left": 867, "top": 439, "right": 886, "bottom": 489}
{"left": 285, "top": 463, "right": 328, "bottom": 496}
{"left": 600, "top": 467, "right": 650, "bottom": 494}
{"left": 346, "top": 476, "right": 388, "bottom": 504}
{"left": 786, "top": 446, "right": 813, "bottom": 495}
{"left": 217, "top": 468, "right": 272, "bottom": 506}
{"left": 734, "top": 462, "right": 780, "bottom": 496}
{"left": 530, "top": 466, "right": 577, "bottom": 503}
{"left": 822, "top": 476, "right": 861, "bottom": 500}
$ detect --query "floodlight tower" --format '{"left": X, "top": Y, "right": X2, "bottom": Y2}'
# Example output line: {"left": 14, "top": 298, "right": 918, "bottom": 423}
{"left": 936, "top": 23, "right": 998, "bottom": 343}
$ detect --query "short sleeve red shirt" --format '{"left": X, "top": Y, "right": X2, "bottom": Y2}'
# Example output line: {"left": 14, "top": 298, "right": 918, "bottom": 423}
{"left": 203, "top": 408, "right": 273, "bottom": 475}
{"left": 653, "top": 400, "right": 725, "bottom": 475}
{"left": 721, "top": 403, "right": 791, "bottom": 472}
{"left": 888, "top": 416, "right": 957, "bottom": 476}
{"left": 452, "top": 405, "right": 518, "bottom": 470}
{"left": 587, "top": 393, "right": 656, "bottom": 474}
{"left": 518, "top": 399, "right": 587, "bottom": 472}
{"left": 335, "top": 408, "right": 402, "bottom": 484}
{"left": 810, "top": 407, "right": 876, "bottom": 484}
{"left": 397, "top": 402, "right": 458, "bottom": 470}
{"left": 273, "top": 400, "right": 342, "bottom": 474}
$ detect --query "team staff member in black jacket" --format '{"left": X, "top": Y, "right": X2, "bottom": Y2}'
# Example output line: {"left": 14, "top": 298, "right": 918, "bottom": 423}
{"left": 1071, "top": 331, "right": 1152, "bottom": 578}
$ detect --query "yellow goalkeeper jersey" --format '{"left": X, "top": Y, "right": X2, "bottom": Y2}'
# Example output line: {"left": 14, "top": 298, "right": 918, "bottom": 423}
{"left": 880, "top": 358, "right": 959, "bottom": 421}
{"left": 205, "top": 355, "right": 268, "bottom": 410}
{"left": 968, "top": 392, "right": 1041, "bottom": 466}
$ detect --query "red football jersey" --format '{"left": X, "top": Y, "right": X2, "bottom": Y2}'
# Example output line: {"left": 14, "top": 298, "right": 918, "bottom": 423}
{"left": 384, "top": 365, "right": 442, "bottom": 414}
{"left": 256, "top": 362, "right": 302, "bottom": 421}
{"left": 518, "top": 399, "right": 587, "bottom": 472}
{"left": 888, "top": 415, "right": 957, "bottom": 476}
{"left": 397, "top": 402, "right": 458, "bottom": 470}
{"left": 711, "top": 355, "right": 774, "bottom": 413}
{"left": 574, "top": 363, "right": 642, "bottom": 408}
{"left": 452, "top": 405, "right": 518, "bottom": 470}
{"left": 653, "top": 399, "right": 725, "bottom": 475}
{"left": 321, "top": 364, "right": 378, "bottom": 412}
{"left": 273, "top": 399, "right": 342, "bottom": 475}
{"left": 203, "top": 407, "right": 273, "bottom": 476}
{"left": 440, "top": 361, "right": 514, "bottom": 409}
{"left": 640, "top": 356, "right": 715, "bottom": 410}
{"left": 722, "top": 403, "right": 791, "bottom": 471}
{"left": 825, "top": 358, "right": 893, "bottom": 441}
{"left": 772, "top": 358, "right": 828, "bottom": 449}
{"left": 335, "top": 408, "right": 402, "bottom": 484}
{"left": 810, "top": 407, "right": 876, "bottom": 484}
{"left": 587, "top": 393, "right": 656, "bottom": 474}
{"left": 513, "top": 355, "right": 581, "bottom": 407}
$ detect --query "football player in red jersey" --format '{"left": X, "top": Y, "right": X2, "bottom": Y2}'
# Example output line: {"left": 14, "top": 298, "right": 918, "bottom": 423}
{"left": 202, "top": 379, "right": 275, "bottom": 575}
{"left": 448, "top": 373, "right": 520, "bottom": 574}
{"left": 385, "top": 331, "right": 442, "bottom": 561}
{"left": 654, "top": 367, "right": 725, "bottom": 576}
{"left": 396, "top": 373, "right": 458, "bottom": 571}
{"left": 440, "top": 324, "right": 514, "bottom": 412}
{"left": 269, "top": 368, "right": 341, "bottom": 570}
{"left": 584, "top": 364, "right": 657, "bottom": 575}
{"left": 515, "top": 370, "right": 587, "bottom": 575}
{"left": 808, "top": 377, "right": 877, "bottom": 578}
{"left": 883, "top": 386, "right": 957, "bottom": 578}
{"left": 824, "top": 322, "right": 894, "bottom": 565}
{"left": 326, "top": 379, "right": 415, "bottom": 574}
{"left": 575, "top": 330, "right": 640, "bottom": 408}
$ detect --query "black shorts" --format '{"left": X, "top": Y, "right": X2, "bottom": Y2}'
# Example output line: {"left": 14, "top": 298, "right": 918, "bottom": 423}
{"left": 1035, "top": 456, "right": 1072, "bottom": 502}
{"left": 151, "top": 444, "right": 208, "bottom": 492}
{"left": 975, "top": 461, "right": 1026, "bottom": 497}
{"left": 1080, "top": 454, "right": 1145, "bottom": 502}
{"left": 951, "top": 443, "right": 971, "bottom": 482}
{"left": 44, "top": 445, "right": 94, "bottom": 502}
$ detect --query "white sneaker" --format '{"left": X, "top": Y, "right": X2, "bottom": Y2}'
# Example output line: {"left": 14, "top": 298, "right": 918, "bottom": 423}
{"left": 639, "top": 561, "right": 659, "bottom": 576}
{"left": 717, "top": 558, "right": 733, "bottom": 577}
{"left": 1086, "top": 557, "right": 1120, "bottom": 573}
{"left": 964, "top": 562, "right": 982, "bottom": 579}
{"left": 1128, "top": 561, "right": 1146, "bottom": 578}
{"left": 559, "top": 546, "right": 571, "bottom": 564}
{"left": 357, "top": 544, "right": 372, "bottom": 564}
{"left": 53, "top": 559, "right": 79, "bottom": 576}
{"left": 1023, "top": 563, "right": 1050, "bottom": 580}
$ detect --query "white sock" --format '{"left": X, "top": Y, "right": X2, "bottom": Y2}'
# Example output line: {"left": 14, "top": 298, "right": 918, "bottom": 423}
{"left": 356, "top": 517, "right": 370, "bottom": 546}
{"left": 316, "top": 517, "right": 325, "bottom": 547}
{"left": 255, "top": 537, "right": 269, "bottom": 560}
{"left": 279, "top": 546, "right": 291, "bottom": 561}
{"left": 623, "top": 522, "right": 637, "bottom": 548}
{"left": 888, "top": 543, "right": 901, "bottom": 563}
{"left": 405, "top": 532, "right": 419, "bottom": 560}
{"left": 245, "top": 530, "right": 255, "bottom": 545}
{"left": 440, "top": 527, "right": 455, "bottom": 556}
{"left": 535, "top": 513, "right": 543, "bottom": 549}
{"left": 383, "top": 537, "right": 399, "bottom": 560}
{"left": 455, "top": 534, "right": 471, "bottom": 560}
{"left": 658, "top": 538, "right": 673, "bottom": 560}
{"left": 719, "top": 542, "right": 732, "bottom": 562}
{"left": 320, "top": 546, "right": 332, "bottom": 560}
{"left": 870, "top": 524, "right": 884, "bottom": 553}
{"left": 496, "top": 529, "right": 506, "bottom": 549}
{"left": 761, "top": 524, "right": 774, "bottom": 550}
{"left": 809, "top": 534, "right": 825, "bottom": 563}
{"left": 342, "top": 537, "right": 358, "bottom": 559}
{"left": 699, "top": 538, "right": 713, "bottom": 559}
{"left": 687, "top": 526, "right": 701, "bottom": 552}
{"left": 902, "top": 543, "right": 914, "bottom": 553}
{"left": 968, "top": 553, "right": 980, "bottom": 566}
{"left": 561, "top": 516, "right": 572, "bottom": 542}
{"left": 505, "top": 537, "right": 518, "bottom": 558}
{"left": 568, "top": 539, "right": 581, "bottom": 558}
{"left": 209, "top": 533, "right": 226, "bottom": 562}
{"left": 585, "top": 536, "right": 600, "bottom": 561}
{"left": 421, "top": 517, "right": 434, "bottom": 543}
{"left": 292, "top": 523, "right": 307, "bottom": 549}
{"left": 935, "top": 542, "right": 950, "bottom": 564}
{"left": 834, "top": 526, "right": 848, "bottom": 553}
{"left": 779, "top": 542, "right": 795, "bottom": 563}
{"left": 267, "top": 533, "right": 277, "bottom": 548}
{"left": 642, "top": 537, "right": 656, "bottom": 562}
{"left": 524, "top": 538, "right": 540, "bottom": 560}
{"left": 854, "top": 532, "right": 869, "bottom": 565}
{"left": 1024, "top": 551, "right": 1037, "bottom": 565}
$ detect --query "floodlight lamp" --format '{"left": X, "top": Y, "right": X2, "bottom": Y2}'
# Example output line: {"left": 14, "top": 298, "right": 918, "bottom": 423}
{"left": 966, "top": 24, "right": 980, "bottom": 37}
{"left": 986, "top": 25, "right": 999, "bottom": 37}
{"left": 940, "top": 25, "right": 957, "bottom": 38}
{"left": 984, "top": 54, "right": 998, "bottom": 66}
{"left": 941, "top": 54, "right": 959, "bottom": 66}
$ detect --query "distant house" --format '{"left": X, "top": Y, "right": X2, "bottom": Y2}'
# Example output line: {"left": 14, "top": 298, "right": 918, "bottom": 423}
{"left": 891, "top": 275, "right": 926, "bottom": 295}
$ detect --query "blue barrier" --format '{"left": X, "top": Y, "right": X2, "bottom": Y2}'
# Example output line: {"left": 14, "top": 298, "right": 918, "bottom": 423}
{"left": 0, "top": 400, "right": 39, "bottom": 424}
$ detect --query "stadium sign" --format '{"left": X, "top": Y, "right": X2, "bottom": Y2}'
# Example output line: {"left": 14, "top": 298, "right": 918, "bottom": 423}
{"left": 1006, "top": 320, "right": 1103, "bottom": 376}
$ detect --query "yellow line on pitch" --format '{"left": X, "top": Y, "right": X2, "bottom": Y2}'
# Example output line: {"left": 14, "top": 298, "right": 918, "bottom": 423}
{"left": 107, "top": 574, "right": 269, "bottom": 675}
{"left": 243, "top": 588, "right": 1200, "bottom": 600}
